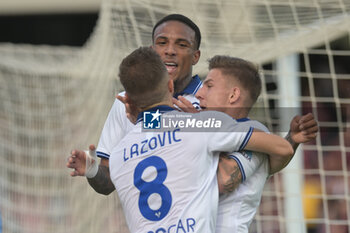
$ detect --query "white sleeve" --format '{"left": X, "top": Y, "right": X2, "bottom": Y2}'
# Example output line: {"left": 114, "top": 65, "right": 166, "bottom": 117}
{"left": 226, "top": 120, "right": 270, "bottom": 182}
{"left": 227, "top": 151, "right": 266, "bottom": 182}
{"left": 205, "top": 111, "right": 254, "bottom": 154}
{"left": 96, "top": 97, "right": 133, "bottom": 159}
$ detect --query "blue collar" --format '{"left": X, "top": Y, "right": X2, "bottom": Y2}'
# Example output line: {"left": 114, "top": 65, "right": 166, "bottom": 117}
{"left": 236, "top": 117, "right": 250, "bottom": 122}
{"left": 173, "top": 75, "right": 202, "bottom": 99}
{"left": 136, "top": 105, "right": 176, "bottom": 123}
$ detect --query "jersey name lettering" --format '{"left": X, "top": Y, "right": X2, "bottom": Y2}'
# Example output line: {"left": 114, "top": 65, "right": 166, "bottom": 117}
{"left": 123, "top": 129, "right": 181, "bottom": 162}
{"left": 147, "top": 217, "right": 196, "bottom": 233}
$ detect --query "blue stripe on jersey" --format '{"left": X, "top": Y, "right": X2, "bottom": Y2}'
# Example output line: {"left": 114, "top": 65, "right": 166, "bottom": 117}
{"left": 96, "top": 151, "right": 110, "bottom": 159}
{"left": 239, "top": 127, "right": 254, "bottom": 151}
{"left": 228, "top": 154, "right": 246, "bottom": 182}
{"left": 236, "top": 117, "right": 250, "bottom": 122}
{"left": 173, "top": 75, "right": 202, "bottom": 98}
{"left": 192, "top": 77, "right": 202, "bottom": 94}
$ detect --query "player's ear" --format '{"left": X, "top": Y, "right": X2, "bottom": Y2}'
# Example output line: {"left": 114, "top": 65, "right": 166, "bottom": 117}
{"left": 124, "top": 93, "right": 133, "bottom": 105}
{"left": 229, "top": 87, "right": 240, "bottom": 104}
{"left": 192, "top": 49, "right": 201, "bottom": 65}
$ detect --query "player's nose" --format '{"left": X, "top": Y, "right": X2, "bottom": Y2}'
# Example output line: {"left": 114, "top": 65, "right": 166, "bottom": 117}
{"left": 195, "top": 87, "right": 204, "bottom": 100}
{"left": 165, "top": 43, "right": 176, "bottom": 56}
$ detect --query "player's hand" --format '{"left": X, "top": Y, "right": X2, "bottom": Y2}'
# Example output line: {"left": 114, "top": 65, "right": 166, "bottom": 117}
{"left": 172, "top": 96, "right": 200, "bottom": 113}
{"left": 67, "top": 148, "right": 88, "bottom": 177}
{"left": 67, "top": 145, "right": 98, "bottom": 178}
{"left": 117, "top": 94, "right": 140, "bottom": 124}
{"left": 289, "top": 113, "right": 318, "bottom": 144}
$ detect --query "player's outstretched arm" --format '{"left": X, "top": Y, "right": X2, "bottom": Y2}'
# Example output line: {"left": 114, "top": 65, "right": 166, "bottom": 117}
{"left": 244, "top": 131, "right": 294, "bottom": 175}
{"left": 217, "top": 133, "right": 292, "bottom": 195}
{"left": 268, "top": 113, "right": 319, "bottom": 174}
{"left": 245, "top": 130, "right": 294, "bottom": 159}
{"left": 266, "top": 113, "right": 318, "bottom": 174}
{"left": 217, "top": 129, "right": 295, "bottom": 194}
{"left": 67, "top": 145, "right": 115, "bottom": 195}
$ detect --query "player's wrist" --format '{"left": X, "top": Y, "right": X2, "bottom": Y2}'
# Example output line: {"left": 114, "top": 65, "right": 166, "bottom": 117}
{"left": 85, "top": 150, "right": 98, "bottom": 178}
{"left": 285, "top": 130, "right": 299, "bottom": 152}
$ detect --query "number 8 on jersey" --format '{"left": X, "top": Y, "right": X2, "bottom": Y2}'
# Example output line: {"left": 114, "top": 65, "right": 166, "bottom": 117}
{"left": 134, "top": 156, "right": 172, "bottom": 221}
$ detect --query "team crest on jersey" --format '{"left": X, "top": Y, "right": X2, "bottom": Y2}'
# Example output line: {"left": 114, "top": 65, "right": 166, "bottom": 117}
{"left": 143, "top": 110, "right": 161, "bottom": 129}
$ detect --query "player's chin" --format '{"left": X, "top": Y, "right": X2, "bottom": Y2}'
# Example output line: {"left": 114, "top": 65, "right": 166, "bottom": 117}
{"left": 167, "top": 71, "right": 176, "bottom": 79}
{"left": 170, "top": 73, "right": 186, "bottom": 82}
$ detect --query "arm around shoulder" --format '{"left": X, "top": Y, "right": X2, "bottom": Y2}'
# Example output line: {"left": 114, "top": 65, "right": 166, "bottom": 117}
{"left": 244, "top": 129, "right": 294, "bottom": 165}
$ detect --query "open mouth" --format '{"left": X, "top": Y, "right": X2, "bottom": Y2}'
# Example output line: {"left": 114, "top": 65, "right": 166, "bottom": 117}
{"left": 165, "top": 62, "right": 177, "bottom": 73}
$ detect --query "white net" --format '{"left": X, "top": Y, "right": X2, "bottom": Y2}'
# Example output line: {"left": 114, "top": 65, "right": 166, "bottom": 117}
{"left": 0, "top": 0, "right": 349, "bottom": 233}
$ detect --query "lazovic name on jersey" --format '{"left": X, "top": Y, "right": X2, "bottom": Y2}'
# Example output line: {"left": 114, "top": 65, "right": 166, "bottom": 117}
{"left": 123, "top": 129, "right": 181, "bottom": 162}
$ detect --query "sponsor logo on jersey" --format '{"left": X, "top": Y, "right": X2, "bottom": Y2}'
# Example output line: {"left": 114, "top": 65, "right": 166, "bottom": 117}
{"left": 147, "top": 217, "right": 196, "bottom": 233}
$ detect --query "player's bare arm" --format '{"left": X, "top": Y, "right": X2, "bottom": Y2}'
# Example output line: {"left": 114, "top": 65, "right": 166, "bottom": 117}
{"left": 66, "top": 145, "right": 115, "bottom": 195}
{"left": 269, "top": 113, "right": 318, "bottom": 174}
{"left": 217, "top": 153, "right": 242, "bottom": 195}
{"left": 87, "top": 158, "right": 115, "bottom": 195}
{"left": 216, "top": 126, "right": 294, "bottom": 195}
{"left": 218, "top": 130, "right": 293, "bottom": 194}
{"left": 173, "top": 96, "right": 292, "bottom": 191}
{"left": 233, "top": 129, "right": 293, "bottom": 158}
{"left": 173, "top": 96, "right": 292, "bottom": 157}
{"left": 289, "top": 113, "right": 318, "bottom": 145}
{"left": 174, "top": 97, "right": 317, "bottom": 189}
{"left": 215, "top": 113, "right": 318, "bottom": 195}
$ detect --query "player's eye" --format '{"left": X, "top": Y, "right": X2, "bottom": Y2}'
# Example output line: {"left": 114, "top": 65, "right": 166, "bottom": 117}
{"left": 176, "top": 40, "right": 190, "bottom": 48}
{"left": 156, "top": 40, "right": 167, "bottom": 45}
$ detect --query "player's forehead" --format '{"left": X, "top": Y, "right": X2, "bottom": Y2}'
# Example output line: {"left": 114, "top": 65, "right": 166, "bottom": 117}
{"left": 204, "top": 69, "right": 227, "bottom": 84}
{"left": 153, "top": 20, "right": 196, "bottom": 42}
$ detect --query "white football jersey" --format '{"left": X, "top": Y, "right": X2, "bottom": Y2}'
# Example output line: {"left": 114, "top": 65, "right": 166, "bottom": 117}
{"left": 216, "top": 119, "right": 270, "bottom": 233}
{"left": 96, "top": 75, "right": 202, "bottom": 159}
{"left": 109, "top": 106, "right": 253, "bottom": 233}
